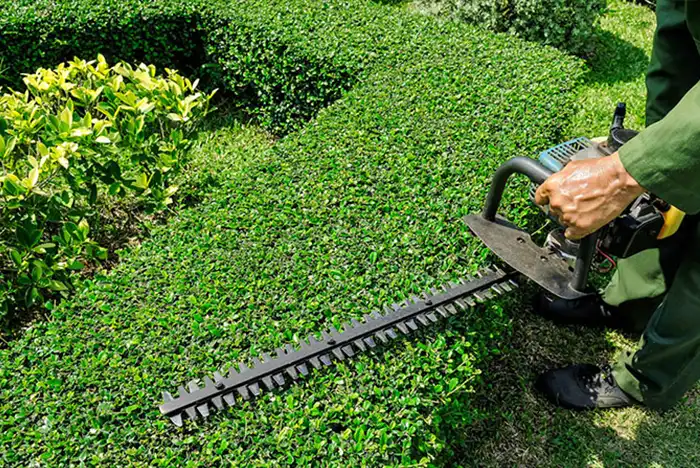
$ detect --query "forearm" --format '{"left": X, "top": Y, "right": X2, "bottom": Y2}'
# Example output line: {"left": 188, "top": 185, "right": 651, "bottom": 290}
{"left": 619, "top": 80, "right": 700, "bottom": 214}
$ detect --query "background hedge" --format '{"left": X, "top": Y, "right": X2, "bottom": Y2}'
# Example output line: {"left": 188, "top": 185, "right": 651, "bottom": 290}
{"left": 414, "top": 0, "right": 608, "bottom": 55}
{"left": 1, "top": 0, "right": 591, "bottom": 135}
{"left": 2, "top": 0, "right": 426, "bottom": 134}
{"left": 0, "top": 0, "right": 583, "bottom": 465}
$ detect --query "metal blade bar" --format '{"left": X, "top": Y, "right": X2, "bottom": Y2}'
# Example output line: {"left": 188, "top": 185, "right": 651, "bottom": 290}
{"left": 159, "top": 266, "right": 517, "bottom": 425}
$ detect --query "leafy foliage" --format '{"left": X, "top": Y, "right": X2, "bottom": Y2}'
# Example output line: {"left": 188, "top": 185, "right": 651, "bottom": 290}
{"left": 0, "top": 0, "right": 583, "bottom": 465}
{"left": 416, "top": 0, "right": 608, "bottom": 55}
{"left": 0, "top": 55, "right": 213, "bottom": 320}
{"left": 0, "top": 0, "right": 367, "bottom": 135}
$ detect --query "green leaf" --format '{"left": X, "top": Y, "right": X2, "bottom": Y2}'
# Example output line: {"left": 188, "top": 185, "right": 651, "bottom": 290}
{"left": 9, "top": 249, "right": 22, "bottom": 266}
{"left": 18, "top": 273, "right": 32, "bottom": 285}
{"left": 37, "top": 141, "right": 49, "bottom": 157}
{"left": 16, "top": 225, "right": 36, "bottom": 248}
{"left": 94, "top": 247, "right": 108, "bottom": 261}
{"left": 138, "top": 101, "right": 155, "bottom": 114}
{"left": 448, "top": 377, "right": 459, "bottom": 392}
{"left": 47, "top": 379, "right": 63, "bottom": 390}
{"left": 60, "top": 105, "right": 73, "bottom": 130}
{"left": 78, "top": 219, "right": 90, "bottom": 237}
{"left": 68, "top": 260, "right": 85, "bottom": 270}
{"left": 48, "top": 280, "right": 69, "bottom": 292}
{"left": 70, "top": 127, "right": 92, "bottom": 138}
{"left": 2, "top": 136, "right": 16, "bottom": 158}
{"left": 3, "top": 174, "right": 24, "bottom": 196}
{"left": 31, "top": 265, "right": 43, "bottom": 282}
{"left": 134, "top": 173, "right": 149, "bottom": 190}
{"left": 95, "top": 136, "right": 111, "bottom": 144}
{"left": 25, "top": 167, "right": 40, "bottom": 189}
{"left": 88, "top": 184, "right": 97, "bottom": 205}
{"left": 63, "top": 222, "right": 80, "bottom": 241}
{"left": 25, "top": 286, "right": 41, "bottom": 307}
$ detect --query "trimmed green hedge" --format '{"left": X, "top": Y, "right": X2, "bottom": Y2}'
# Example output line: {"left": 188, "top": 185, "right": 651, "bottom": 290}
{"left": 1, "top": 0, "right": 592, "bottom": 135}
{"left": 1, "top": 0, "right": 430, "bottom": 134}
{"left": 1, "top": 0, "right": 582, "bottom": 465}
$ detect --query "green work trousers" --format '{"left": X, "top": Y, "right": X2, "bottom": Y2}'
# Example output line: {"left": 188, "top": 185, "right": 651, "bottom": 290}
{"left": 608, "top": 0, "right": 700, "bottom": 409}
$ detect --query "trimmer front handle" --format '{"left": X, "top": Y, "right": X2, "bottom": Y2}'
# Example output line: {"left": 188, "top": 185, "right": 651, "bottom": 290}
{"left": 465, "top": 157, "right": 598, "bottom": 299}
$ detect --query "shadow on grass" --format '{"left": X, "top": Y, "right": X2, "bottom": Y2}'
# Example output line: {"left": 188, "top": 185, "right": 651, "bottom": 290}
{"left": 436, "top": 287, "right": 700, "bottom": 467}
{"left": 584, "top": 28, "right": 650, "bottom": 85}
{"left": 370, "top": 0, "right": 411, "bottom": 5}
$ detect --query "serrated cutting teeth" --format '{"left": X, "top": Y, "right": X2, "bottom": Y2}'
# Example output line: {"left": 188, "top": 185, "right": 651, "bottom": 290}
{"left": 237, "top": 385, "right": 250, "bottom": 400}
{"left": 286, "top": 366, "right": 298, "bottom": 380}
{"left": 262, "top": 376, "right": 274, "bottom": 391}
{"left": 170, "top": 413, "right": 183, "bottom": 427}
{"left": 159, "top": 265, "right": 516, "bottom": 426}
{"left": 309, "top": 357, "right": 322, "bottom": 369}
{"left": 332, "top": 348, "right": 345, "bottom": 361}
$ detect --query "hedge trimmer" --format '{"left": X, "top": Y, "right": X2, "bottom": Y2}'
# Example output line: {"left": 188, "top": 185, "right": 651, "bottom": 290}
{"left": 159, "top": 104, "right": 684, "bottom": 426}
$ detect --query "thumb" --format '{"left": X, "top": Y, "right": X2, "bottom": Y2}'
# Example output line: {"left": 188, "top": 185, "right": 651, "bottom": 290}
{"left": 565, "top": 226, "right": 584, "bottom": 241}
{"left": 534, "top": 183, "right": 550, "bottom": 206}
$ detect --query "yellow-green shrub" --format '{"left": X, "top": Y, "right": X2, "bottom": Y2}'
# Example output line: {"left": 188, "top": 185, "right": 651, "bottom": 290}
{"left": 0, "top": 55, "right": 214, "bottom": 315}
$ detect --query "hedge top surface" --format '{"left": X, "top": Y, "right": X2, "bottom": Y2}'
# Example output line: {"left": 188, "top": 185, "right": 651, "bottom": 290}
{"left": 0, "top": 0, "right": 582, "bottom": 466}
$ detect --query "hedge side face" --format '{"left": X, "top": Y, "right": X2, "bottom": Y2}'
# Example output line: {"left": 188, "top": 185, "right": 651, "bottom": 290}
{"left": 0, "top": 0, "right": 584, "bottom": 465}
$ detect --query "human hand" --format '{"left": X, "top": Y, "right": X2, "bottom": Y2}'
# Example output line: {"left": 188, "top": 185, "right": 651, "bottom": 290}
{"left": 534, "top": 153, "right": 645, "bottom": 240}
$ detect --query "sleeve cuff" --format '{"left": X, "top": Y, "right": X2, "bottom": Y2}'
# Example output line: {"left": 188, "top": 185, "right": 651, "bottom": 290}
{"left": 618, "top": 124, "right": 700, "bottom": 215}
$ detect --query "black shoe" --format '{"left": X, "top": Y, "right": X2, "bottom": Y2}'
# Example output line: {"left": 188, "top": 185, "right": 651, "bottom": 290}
{"left": 535, "top": 292, "right": 622, "bottom": 329}
{"left": 536, "top": 364, "right": 636, "bottom": 410}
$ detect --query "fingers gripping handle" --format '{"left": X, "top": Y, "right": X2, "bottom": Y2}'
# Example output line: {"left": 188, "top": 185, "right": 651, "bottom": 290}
{"left": 483, "top": 157, "right": 553, "bottom": 221}
{"left": 481, "top": 157, "right": 595, "bottom": 294}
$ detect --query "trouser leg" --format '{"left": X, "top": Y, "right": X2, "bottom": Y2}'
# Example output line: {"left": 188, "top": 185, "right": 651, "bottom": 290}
{"left": 602, "top": 227, "right": 693, "bottom": 333}
{"left": 601, "top": 0, "right": 700, "bottom": 331}
{"left": 613, "top": 218, "right": 700, "bottom": 408}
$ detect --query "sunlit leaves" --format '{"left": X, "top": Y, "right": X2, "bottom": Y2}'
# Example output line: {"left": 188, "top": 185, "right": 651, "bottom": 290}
{"left": 0, "top": 57, "right": 213, "bottom": 319}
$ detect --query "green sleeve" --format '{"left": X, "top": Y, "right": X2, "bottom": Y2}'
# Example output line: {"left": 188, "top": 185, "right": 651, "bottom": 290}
{"left": 619, "top": 80, "right": 700, "bottom": 214}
